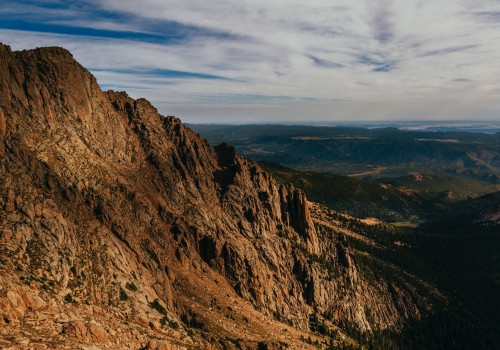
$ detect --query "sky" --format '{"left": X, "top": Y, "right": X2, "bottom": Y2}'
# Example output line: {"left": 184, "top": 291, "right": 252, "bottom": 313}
{"left": 1, "top": 0, "right": 500, "bottom": 123}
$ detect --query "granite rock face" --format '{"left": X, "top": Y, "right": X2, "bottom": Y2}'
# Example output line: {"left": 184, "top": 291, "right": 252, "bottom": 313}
{"left": 0, "top": 43, "right": 436, "bottom": 349}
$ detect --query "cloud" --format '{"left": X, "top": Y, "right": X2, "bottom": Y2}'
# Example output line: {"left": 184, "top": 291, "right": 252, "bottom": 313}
{"left": 372, "top": 62, "right": 397, "bottom": 72}
{"left": 307, "top": 55, "right": 343, "bottom": 69}
{"left": 1, "top": 0, "right": 500, "bottom": 122}
{"left": 421, "top": 44, "right": 478, "bottom": 57}
{"left": 94, "top": 68, "right": 231, "bottom": 81}
{"left": 369, "top": 0, "right": 394, "bottom": 44}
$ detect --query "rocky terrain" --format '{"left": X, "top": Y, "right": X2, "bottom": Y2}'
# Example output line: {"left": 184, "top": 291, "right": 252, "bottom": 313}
{"left": 0, "top": 43, "right": 438, "bottom": 349}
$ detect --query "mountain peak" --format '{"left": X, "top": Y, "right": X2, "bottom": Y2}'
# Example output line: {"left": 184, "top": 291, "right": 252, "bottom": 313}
{"left": 23, "top": 45, "right": 74, "bottom": 59}
{"left": 0, "top": 44, "right": 435, "bottom": 349}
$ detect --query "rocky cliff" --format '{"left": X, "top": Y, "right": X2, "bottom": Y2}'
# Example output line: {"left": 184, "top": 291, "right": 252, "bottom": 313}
{"left": 0, "top": 43, "right": 437, "bottom": 349}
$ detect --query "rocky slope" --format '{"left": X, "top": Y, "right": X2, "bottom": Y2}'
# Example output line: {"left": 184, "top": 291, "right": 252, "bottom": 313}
{"left": 0, "top": 43, "right": 437, "bottom": 349}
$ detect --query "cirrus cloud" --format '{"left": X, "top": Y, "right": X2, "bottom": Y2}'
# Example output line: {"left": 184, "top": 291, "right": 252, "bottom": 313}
{"left": 1, "top": 0, "right": 500, "bottom": 122}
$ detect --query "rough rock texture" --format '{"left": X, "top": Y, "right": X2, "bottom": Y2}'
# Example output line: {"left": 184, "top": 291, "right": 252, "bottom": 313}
{"left": 0, "top": 43, "right": 437, "bottom": 349}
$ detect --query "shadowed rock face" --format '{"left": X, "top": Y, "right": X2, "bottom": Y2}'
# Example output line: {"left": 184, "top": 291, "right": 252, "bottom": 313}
{"left": 0, "top": 43, "right": 436, "bottom": 349}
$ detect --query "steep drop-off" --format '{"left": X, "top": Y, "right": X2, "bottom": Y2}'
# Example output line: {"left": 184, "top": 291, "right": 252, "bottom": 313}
{"left": 0, "top": 44, "right": 436, "bottom": 349}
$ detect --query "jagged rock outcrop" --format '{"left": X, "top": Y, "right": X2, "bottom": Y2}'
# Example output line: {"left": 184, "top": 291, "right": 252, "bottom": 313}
{"left": 0, "top": 43, "right": 436, "bottom": 349}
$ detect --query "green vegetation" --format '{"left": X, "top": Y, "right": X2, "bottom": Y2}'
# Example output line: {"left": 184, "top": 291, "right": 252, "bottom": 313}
{"left": 252, "top": 144, "right": 500, "bottom": 349}
{"left": 160, "top": 316, "right": 180, "bottom": 330}
{"left": 318, "top": 192, "right": 500, "bottom": 349}
{"left": 119, "top": 288, "right": 128, "bottom": 301}
{"left": 64, "top": 293, "right": 73, "bottom": 303}
{"left": 261, "top": 161, "right": 439, "bottom": 222}
{"left": 190, "top": 124, "right": 500, "bottom": 183}
{"left": 125, "top": 282, "right": 138, "bottom": 291}
{"left": 149, "top": 299, "right": 167, "bottom": 315}
{"left": 377, "top": 174, "right": 499, "bottom": 202}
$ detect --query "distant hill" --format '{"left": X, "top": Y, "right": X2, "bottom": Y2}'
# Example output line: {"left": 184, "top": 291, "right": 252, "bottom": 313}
{"left": 0, "top": 42, "right": 452, "bottom": 350}
{"left": 189, "top": 124, "right": 500, "bottom": 183}
{"left": 262, "top": 161, "right": 500, "bottom": 349}
{"left": 2, "top": 42, "right": 500, "bottom": 350}
{"left": 422, "top": 191, "right": 500, "bottom": 233}
{"left": 375, "top": 174, "right": 500, "bottom": 202}
{"left": 260, "top": 161, "right": 443, "bottom": 222}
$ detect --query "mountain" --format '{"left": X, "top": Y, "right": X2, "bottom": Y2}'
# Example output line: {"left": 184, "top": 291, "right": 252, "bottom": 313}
{"left": 422, "top": 191, "right": 500, "bottom": 232}
{"left": 188, "top": 124, "right": 500, "bottom": 183}
{"left": 260, "top": 163, "right": 500, "bottom": 349}
{"left": 0, "top": 44, "right": 442, "bottom": 349}
{"left": 260, "top": 162, "right": 443, "bottom": 223}
{"left": 376, "top": 174, "right": 499, "bottom": 202}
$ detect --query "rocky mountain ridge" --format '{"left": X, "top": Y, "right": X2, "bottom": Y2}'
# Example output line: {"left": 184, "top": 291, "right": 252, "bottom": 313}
{"left": 0, "top": 43, "right": 435, "bottom": 349}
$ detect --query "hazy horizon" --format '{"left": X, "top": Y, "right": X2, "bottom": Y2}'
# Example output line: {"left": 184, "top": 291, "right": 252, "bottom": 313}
{"left": 2, "top": 1, "right": 500, "bottom": 123}
{"left": 187, "top": 120, "right": 500, "bottom": 134}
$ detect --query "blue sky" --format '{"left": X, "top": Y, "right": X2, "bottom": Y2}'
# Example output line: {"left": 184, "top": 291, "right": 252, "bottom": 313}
{"left": 1, "top": 0, "right": 500, "bottom": 123}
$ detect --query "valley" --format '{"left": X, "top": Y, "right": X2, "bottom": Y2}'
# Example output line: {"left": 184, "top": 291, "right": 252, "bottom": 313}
{"left": 189, "top": 124, "right": 500, "bottom": 184}
{"left": 0, "top": 43, "right": 499, "bottom": 350}
{"left": 190, "top": 125, "right": 500, "bottom": 349}
{"left": 3, "top": 0, "right": 500, "bottom": 349}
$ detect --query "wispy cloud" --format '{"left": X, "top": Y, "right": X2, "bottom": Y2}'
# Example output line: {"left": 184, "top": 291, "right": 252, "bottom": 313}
{"left": 421, "top": 45, "right": 478, "bottom": 57}
{"left": 369, "top": 0, "right": 394, "bottom": 44}
{"left": 308, "top": 55, "right": 343, "bottom": 69}
{"left": 472, "top": 11, "right": 500, "bottom": 23}
{"left": 92, "top": 68, "right": 231, "bottom": 81}
{"left": 1, "top": 0, "right": 500, "bottom": 122}
{"left": 372, "top": 62, "right": 398, "bottom": 72}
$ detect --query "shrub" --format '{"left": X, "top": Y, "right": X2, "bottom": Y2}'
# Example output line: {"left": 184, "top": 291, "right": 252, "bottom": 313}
{"left": 125, "top": 282, "right": 138, "bottom": 291}
{"left": 119, "top": 288, "right": 129, "bottom": 301}
{"left": 149, "top": 299, "right": 167, "bottom": 315}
